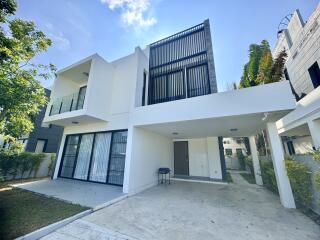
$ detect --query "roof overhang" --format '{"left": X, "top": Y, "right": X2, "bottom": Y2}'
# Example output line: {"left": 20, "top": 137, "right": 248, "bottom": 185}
{"left": 132, "top": 81, "right": 296, "bottom": 138}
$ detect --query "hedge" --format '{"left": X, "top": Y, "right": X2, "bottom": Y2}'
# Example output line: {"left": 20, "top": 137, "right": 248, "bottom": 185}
{"left": 260, "top": 159, "right": 278, "bottom": 194}
{"left": 0, "top": 150, "right": 46, "bottom": 181}
{"left": 285, "top": 157, "right": 313, "bottom": 208}
{"left": 245, "top": 157, "right": 254, "bottom": 175}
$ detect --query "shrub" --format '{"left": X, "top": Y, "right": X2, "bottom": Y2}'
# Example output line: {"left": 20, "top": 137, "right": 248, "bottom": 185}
{"left": 0, "top": 150, "right": 46, "bottom": 180}
{"left": 312, "top": 148, "right": 320, "bottom": 161}
{"left": 260, "top": 159, "right": 278, "bottom": 194}
{"left": 47, "top": 153, "right": 56, "bottom": 176}
{"left": 285, "top": 156, "right": 312, "bottom": 208}
{"left": 237, "top": 151, "right": 246, "bottom": 170}
{"left": 315, "top": 171, "right": 320, "bottom": 190}
{"left": 245, "top": 157, "right": 254, "bottom": 175}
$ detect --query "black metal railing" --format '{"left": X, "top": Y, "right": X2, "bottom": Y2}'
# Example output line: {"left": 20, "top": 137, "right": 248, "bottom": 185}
{"left": 49, "top": 89, "right": 86, "bottom": 116}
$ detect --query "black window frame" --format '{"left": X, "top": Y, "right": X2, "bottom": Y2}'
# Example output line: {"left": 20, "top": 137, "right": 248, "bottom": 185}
{"left": 308, "top": 61, "right": 320, "bottom": 89}
{"left": 58, "top": 129, "right": 128, "bottom": 186}
{"left": 142, "top": 71, "right": 147, "bottom": 106}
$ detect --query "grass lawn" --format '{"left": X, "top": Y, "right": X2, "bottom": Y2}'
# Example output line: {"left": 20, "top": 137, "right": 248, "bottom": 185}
{"left": 240, "top": 173, "right": 256, "bottom": 184}
{"left": 0, "top": 183, "right": 88, "bottom": 240}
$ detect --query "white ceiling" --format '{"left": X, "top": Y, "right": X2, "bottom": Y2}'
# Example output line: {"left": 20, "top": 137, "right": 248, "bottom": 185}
{"left": 139, "top": 111, "right": 290, "bottom": 139}
{"left": 59, "top": 60, "right": 91, "bottom": 85}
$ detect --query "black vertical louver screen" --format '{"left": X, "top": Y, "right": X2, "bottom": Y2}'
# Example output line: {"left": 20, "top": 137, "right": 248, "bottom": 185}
{"left": 148, "top": 22, "right": 211, "bottom": 105}
{"left": 187, "top": 64, "right": 210, "bottom": 97}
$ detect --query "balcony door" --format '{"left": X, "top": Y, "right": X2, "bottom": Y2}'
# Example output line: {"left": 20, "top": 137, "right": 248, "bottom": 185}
{"left": 59, "top": 130, "right": 128, "bottom": 186}
{"left": 76, "top": 86, "right": 87, "bottom": 110}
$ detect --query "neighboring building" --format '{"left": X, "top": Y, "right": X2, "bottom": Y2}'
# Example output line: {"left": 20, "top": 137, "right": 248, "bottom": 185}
{"left": 275, "top": 4, "right": 320, "bottom": 154}
{"left": 19, "top": 88, "right": 64, "bottom": 153}
{"left": 223, "top": 137, "right": 247, "bottom": 170}
{"left": 43, "top": 20, "right": 297, "bottom": 208}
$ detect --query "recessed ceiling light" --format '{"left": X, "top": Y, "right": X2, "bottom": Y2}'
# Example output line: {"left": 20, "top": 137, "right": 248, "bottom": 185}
{"left": 230, "top": 128, "right": 238, "bottom": 132}
{"left": 172, "top": 132, "right": 178, "bottom": 135}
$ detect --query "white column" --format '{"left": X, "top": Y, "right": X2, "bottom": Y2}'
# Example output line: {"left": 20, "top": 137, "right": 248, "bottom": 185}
{"left": 122, "top": 126, "right": 134, "bottom": 194}
{"left": 249, "top": 136, "right": 263, "bottom": 186}
{"left": 266, "top": 122, "right": 295, "bottom": 208}
{"left": 308, "top": 119, "right": 320, "bottom": 150}
{"left": 53, "top": 133, "right": 66, "bottom": 179}
{"left": 206, "top": 137, "right": 222, "bottom": 179}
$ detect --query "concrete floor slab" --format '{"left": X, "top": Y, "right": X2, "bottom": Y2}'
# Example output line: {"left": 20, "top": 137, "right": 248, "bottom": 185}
{"left": 14, "top": 178, "right": 124, "bottom": 208}
{"left": 82, "top": 181, "right": 320, "bottom": 240}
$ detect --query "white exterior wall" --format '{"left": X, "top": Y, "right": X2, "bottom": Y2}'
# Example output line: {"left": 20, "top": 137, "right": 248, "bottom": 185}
{"left": 188, "top": 138, "right": 210, "bottom": 177}
{"left": 123, "top": 127, "right": 174, "bottom": 195}
{"left": 273, "top": 6, "right": 320, "bottom": 95}
{"left": 275, "top": 4, "right": 320, "bottom": 154}
{"left": 174, "top": 137, "right": 222, "bottom": 179}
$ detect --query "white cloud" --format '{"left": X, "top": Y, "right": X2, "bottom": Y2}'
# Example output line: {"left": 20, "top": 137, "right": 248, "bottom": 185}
{"left": 101, "top": 0, "right": 157, "bottom": 28}
{"left": 49, "top": 32, "right": 71, "bottom": 50}
{"left": 45, "top": 22, "right": 71, "bottom": 50}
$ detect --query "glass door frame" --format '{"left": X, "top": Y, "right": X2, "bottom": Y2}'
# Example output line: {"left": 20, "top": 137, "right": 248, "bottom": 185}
{"left": 58, "top": 129, "right": 128, "bottom": 186}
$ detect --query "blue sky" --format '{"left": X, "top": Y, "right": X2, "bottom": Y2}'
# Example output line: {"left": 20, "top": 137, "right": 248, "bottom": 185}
{"left": 16, "top": 0, "right": 317, "bottom": 91}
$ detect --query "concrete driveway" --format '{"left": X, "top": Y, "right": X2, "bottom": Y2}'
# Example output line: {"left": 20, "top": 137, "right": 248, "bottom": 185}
{"left": 42, "top": 180, "right": 320, "bottom": 240}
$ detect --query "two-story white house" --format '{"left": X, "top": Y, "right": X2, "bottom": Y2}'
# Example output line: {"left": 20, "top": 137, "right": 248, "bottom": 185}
{"left": 44, "top": 20, "right": 297, "bottom": 208}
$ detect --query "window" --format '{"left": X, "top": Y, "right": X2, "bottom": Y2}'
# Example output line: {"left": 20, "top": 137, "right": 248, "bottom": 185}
{"left": 236, "top": 148, "right": 243, "bottom": 155}
{"left": 142, "top": 71, "right": 147, "bottom": 106}
{"left": 225, "top": 148, "right": 232, "bottom": 156}
{"left": 59, "top": 130, "right": 128, "bottom": 186}
{"left": 35, "top": 139, "right": 47, "bottom": 153}
{"left": 308, "top": 62, "right": 320, "bottom": 89}
{"left": 76, "top": 86, "right": 87, "bottom": 110}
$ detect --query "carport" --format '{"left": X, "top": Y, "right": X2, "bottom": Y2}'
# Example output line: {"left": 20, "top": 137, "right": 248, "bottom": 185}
{"left": 53, "top": 181, "right": 319, "bottom": 240}
{"left": 123, "top": 81, "right": 297, "bottom": 208}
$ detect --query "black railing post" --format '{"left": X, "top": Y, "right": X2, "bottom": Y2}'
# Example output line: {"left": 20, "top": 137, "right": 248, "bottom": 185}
{"left": 58, "top": 101, "right": 63, "bottom": 114}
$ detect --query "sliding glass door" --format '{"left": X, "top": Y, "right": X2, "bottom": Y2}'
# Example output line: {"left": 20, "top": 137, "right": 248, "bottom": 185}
{"left": 89, "top": 133, "right": 112, "bottom": 182}
{"left": 59, "top": 130, "right": 128, "bottom": 186}
{"left": 73, "top": 134, "right": 94, "bottom": 180}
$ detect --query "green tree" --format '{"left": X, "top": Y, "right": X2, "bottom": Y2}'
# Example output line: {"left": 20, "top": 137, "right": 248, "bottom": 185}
{"left": 269, "top": 49, "right": 287, "bottom": 83}
{"left": 239, "top": 40, "right": 287, "bottom": 88}
{"left": 0, "top": 0, "right": 55, "bottom": 138}
{"left": 247, "top": 44, "right": 262, "bottom": 86}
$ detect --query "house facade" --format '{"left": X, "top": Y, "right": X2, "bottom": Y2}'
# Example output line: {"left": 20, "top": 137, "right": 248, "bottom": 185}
{"left": 275, "top": 4, "right": 320, "bottom": 154}
{"left": 44, "top": 20, "right": 297, "bottom": 208}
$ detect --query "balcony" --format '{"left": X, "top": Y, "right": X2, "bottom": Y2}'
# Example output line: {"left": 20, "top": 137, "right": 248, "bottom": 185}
{"left": 43, "top": 54, "right": 111, "bottom": 127}
{"left": 49, "top": 87, "right": 86, "bottom": 116}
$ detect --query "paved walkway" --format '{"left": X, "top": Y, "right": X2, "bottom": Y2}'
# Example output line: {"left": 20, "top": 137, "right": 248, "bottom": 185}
{"left": 42, "top": 181, "right": 320, "bottom": 240}
{"left": 229, "top": 170, "right": 252, "bottom": 185}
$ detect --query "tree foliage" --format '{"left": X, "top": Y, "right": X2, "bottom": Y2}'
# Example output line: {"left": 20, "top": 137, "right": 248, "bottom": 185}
{"left": 239, "top": 40, "right": 287, "bottom": 88}
{"left": 0, "top": 0, "right": 55, "bottom": 138}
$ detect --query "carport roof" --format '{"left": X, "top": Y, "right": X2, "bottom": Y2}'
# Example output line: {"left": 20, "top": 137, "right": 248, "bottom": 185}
{"left": 132, "top": 81, "right": 296, "bottom": 138}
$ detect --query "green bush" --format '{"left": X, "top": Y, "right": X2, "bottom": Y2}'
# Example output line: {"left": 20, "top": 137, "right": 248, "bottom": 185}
{"left": 260, "top": 159, "right": 278, "bottom": 194}
{"left": 312, "top": 148, "right": 320, "bottom": 161}
{"left": 315, "top": 172, "right": 320, "bottom": 192}
{"left": 47, "top": 153, "right": 56, "bottom": 176}
{"left": 0, "top": 150, "right": 46, "bottom": 180}
{"left": 245, "top": 157, "right": 254, "bottom": 175}
{"left": 237, "top": 151, "right": 246, "bottom": 170}
{"left": 285, "top": 156, "right": 312, "bottom": 208}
